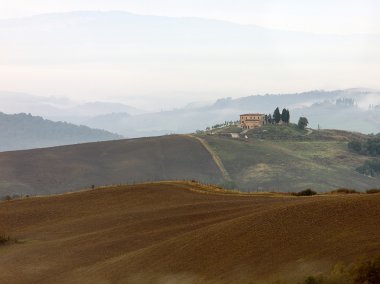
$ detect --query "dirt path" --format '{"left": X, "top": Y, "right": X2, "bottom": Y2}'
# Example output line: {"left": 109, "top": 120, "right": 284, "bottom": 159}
{"left": 240, "top": 129, "right": 248, "bottom": 135}
{"left": 190, "top": 135, "right": 232, "bottom": 181}
{"left": 305, "top": 128, "right": 313, "bottom": 136}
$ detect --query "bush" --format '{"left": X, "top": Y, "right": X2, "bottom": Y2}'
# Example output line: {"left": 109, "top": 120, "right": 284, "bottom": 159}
{"left": 300, "top": 256, "right": 380, "bottom": 284}
{"left": 366, "top": 138, "right": 380, "bottom": 156}
{"left": 356, "top": 159, "right": 380, "bottom": 177}
{"left": 348, "top": 140, "right": 363, "bottom": 153}
{"left": 0, "top": 235, "right": 10, "bottom": 245}
{"left": 332, "top": 188, "right": 359, "bottom": 194}
{"left": 366, "top": 189, "right": 380, "bottom": 194}
{"left": 348, "top": 138, "right": 380, "bottom": 156}
{"left": 295, "top": 189, "right": 317, "bottom": 196}
{"left": 352, "top": 256, "right": 380, "bottom": 284}
{"left": 4, "top": 195, "right": 12, "bottom": 201}
{"left": 303, "top": 276, "right": 323, "bottom": 284}
{"left": 1, "top": 194, "right": 23, "bottom": 201}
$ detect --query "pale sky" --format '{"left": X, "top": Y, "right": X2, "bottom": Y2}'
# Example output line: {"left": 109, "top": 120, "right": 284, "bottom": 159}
{"left": 1, "top": 0, "right": 380, "bottom": 35}
{"left": 0, "top": 1, "right": 379, "bottom": 110}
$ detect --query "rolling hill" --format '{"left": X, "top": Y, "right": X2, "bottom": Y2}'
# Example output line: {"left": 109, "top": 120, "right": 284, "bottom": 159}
{"left": 0, "top": 135, "right": 224, "bottom": 198}
{"left": 1, "top": 126, "right": 380, "bottom": 198}
{"left": 199, "top": 126, "right": 380, "bottom": 192}
{"left": 0, "top": 182, "right": 379, "bottom": 283}
{"left": 0, "top": 112, "right": 122, "bottom": 152}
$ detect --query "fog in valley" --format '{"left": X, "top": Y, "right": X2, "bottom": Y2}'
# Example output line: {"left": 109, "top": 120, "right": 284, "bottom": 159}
{"left": 0, "top": 8, "right": 379, "bottom": 149}
{"left": 1, "top": 1, "right": 380, "bottom": 186}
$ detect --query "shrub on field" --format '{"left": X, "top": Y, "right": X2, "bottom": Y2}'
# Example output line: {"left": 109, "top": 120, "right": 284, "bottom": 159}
{"left": 366, "top": 189, "right": 380, "bottom": 194}
{"left": 294, "top": 189, "right": 317, "bottom": 196}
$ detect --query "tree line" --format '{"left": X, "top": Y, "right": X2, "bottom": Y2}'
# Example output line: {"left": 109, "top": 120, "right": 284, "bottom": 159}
{"left": 264, "top": 107, "right": 290, "bottom": 124}
{"left": 349, "top": 135, "right": 380, "bottom": 177}
{"left": 348, "top": 136, "right": 380, "bottom": 156}
{"left": 266, "top": 107, "right": 309, "bottom": 130}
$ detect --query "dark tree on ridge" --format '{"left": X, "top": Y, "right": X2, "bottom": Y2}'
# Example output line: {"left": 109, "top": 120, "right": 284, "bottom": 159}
{"left": 273, "top": 107, "right": 281, "bottom": 124}
{"left": 298, "top": 117, "right": 309, "bottom": 130}
{"left": 281, "top": 108, "right": 290, "bottom": 123}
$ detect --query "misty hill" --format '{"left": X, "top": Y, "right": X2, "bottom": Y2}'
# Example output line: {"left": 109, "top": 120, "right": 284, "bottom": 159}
{"left": 1, "top": 11, "right": 379, "bottom": 114}
{"left": 1, "top": 11, "right": 380, "bottom": 136}
{"left": 2, "top": 11, "right": 363, "bottom": 46}
{"left": 0, "top": 112, "right": 122, "bottom": 152}
{"left": 81, "top": 89, "right": 380, "bottom": 137}
{"left": 0, "top": 135, "right": 223, "bottom": 197}
{"left": 1, "top": 182, "right": 379, "bottom": 283}
{"left": 0, "top": 92, "right": 143, "bottom": 124}
{"left": 4, "top": 89, "right": 380, "bottom": 138}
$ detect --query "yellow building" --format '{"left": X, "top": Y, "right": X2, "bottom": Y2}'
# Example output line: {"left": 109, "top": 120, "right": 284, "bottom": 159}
{"left": 240, "top": 113, "right": 265, "bottom": 129}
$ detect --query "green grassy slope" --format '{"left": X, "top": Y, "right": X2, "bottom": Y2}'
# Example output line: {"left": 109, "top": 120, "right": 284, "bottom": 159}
{"left": 199, "top": 126, "right": 380, "bottom": 192}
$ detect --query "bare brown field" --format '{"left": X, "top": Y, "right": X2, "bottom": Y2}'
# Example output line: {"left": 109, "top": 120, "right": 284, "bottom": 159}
{"left": 0, "top": 182, "right": 379, "bottom": 283}
{"left": 0, "top": 135, "right": 224, "bottom": 197}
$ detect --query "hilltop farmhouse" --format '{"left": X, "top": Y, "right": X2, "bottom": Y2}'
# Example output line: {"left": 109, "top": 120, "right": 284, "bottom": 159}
{"left": 240, "top": 113, "right": 266, "bottom": 129}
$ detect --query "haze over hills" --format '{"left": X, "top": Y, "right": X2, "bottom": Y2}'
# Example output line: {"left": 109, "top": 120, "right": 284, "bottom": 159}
{"left": 1, "top": 11, "right": 380, "bottom": 136}
{"left": 93, "top": 88, "right": 380, "bottom": 136}
{"left": 2, "top": 5, "right": 380, "bottom": 284}
{"left": 2, "top": 89, "right": 380, "bottom": 138}
{"left": 0, "top": 112, "right": 122, "bottom": 152}
{"left": 1, "top": 11, "right": 379, "bottom": 108}
{"left": 0, "top": 92, "right": 143, "bottom": 123}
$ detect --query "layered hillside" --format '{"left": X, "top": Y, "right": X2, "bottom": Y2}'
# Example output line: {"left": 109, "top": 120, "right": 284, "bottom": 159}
{"left": 0, "top": 112, "right": 122, "bottom": 152}
{"left": 1, "top": 126, "right": 379, "bottom": 197}
{"left": 0, "top": 182, "right": 379, "bottom": 283}
{"left": 0, "top": 135, "right": 224, "bottom": 197}
{"left": 199, "top": 126, "right": 380, "bottom": 192}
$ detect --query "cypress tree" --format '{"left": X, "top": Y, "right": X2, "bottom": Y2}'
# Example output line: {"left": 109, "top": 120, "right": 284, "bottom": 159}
{"left": 281, "top": 108, "right": 287, "bottom": 123}
{"left": 273, "top": 107, "right": 281, "bottom": 124}
{"left": 286, "top": 109, "right": 290, "bottom": 123}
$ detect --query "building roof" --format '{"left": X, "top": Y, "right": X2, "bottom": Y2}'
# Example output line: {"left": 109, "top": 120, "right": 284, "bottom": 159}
{"left": 240, "top": 113, "right": 265, "bottom": 116}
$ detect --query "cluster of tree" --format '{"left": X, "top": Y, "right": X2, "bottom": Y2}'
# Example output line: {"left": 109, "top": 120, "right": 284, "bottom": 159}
{"left": 348, "top": 137, "right": 380, "bottom": 156}
{"left": 264, "top": 107, "right": 290, "bottom": 124}
{"left": 336, "top": 98, "right": 356, "bottom": 107}
{"left": 351, "top": 136, "right": 380, "bottom": 177}
{"left": 1, "top": 193, "right": 26, "bottom": 201}
{"left": 369, "top": 104, "right": 380, "bottom": 110}
{"left": 292, "top": 188, "right": 317, "bottom": 196}
{"left": 205, "top": 120, "right": 239, "bottom": 131}
{"left": 356, "top": 159, "right": 380, "bottom": 177}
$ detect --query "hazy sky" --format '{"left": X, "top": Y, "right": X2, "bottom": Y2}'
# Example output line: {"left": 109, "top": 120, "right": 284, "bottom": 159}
{"left": 1, "top": 0, "right": 379, "bottom": 34}
{"left": 0, "top": 1, "right": 379, "bottom": 110}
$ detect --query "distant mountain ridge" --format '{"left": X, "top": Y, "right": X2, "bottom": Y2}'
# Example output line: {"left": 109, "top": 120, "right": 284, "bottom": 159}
{"left": 0, "top": 112, "right": 122, "bottom": 152}
{"left": 1, "top": 89, "right": 380, "bottom": 138}
{"left": 1, "top": 10, "right": 379, "bottom": 112}
{"left": 80, "top": 89, "right": 380, "bottom": 137}
{"left": 0, "top": 91, "right": 144, "bottom": 124}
